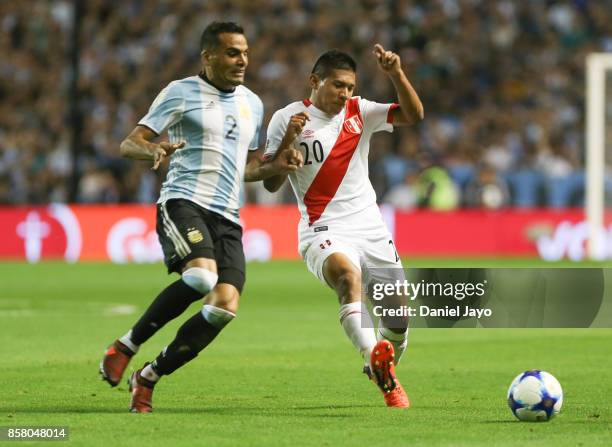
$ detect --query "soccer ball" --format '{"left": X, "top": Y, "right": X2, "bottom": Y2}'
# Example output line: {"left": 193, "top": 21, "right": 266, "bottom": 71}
{"left": 507, "top": 370, "right": 563, "bottom": 422}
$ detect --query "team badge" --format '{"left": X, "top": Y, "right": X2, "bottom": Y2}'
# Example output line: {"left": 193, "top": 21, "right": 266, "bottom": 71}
{"left": 239, "top": 103, "right": 251, "bottom": 119}
{"left": 343, "top": 115, "right": 363, "bottom": 134}
{"left": 186, "top": 228, "right": 204, "bottom": 244}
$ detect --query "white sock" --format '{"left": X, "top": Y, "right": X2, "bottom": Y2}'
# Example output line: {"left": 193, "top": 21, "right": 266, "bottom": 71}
{"left": 140, "top": 363, "right": 160, "bottom": 383}
{"left": 119, "top": 329, "right": 139, "bottom": 354}
{"left": 377, "top": 324, "right": 409, "bottom": 365}
{"left": 339, "top": 302, "right": 377, "bottom": 362}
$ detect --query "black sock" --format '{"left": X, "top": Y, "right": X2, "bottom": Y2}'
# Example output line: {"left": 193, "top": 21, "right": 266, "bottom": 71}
{"left": 130, "top": 279, "right": 202, "bottom": 346}
{"left": 153, "top": 311, "right": 221, "bottom": 376}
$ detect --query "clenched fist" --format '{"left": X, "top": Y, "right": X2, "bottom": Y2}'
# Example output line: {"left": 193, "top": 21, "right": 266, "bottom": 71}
{"left": 281, "top": 112, "right": 310, "bottom": 146}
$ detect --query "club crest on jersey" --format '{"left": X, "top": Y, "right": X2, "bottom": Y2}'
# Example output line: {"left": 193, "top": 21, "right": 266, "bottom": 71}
{"left": 239, "top": 103, "right": 252, "bottom": 119}
{"left": 343, "top": 115, "right": 363, "bottom": 134}
{"left": 186, "top": 228, "right": 204, "bottom": 244}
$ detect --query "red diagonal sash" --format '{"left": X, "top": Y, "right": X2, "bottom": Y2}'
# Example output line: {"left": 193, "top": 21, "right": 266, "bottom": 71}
{"left": 303, "top": 98, "right": 363, "bottom": 225}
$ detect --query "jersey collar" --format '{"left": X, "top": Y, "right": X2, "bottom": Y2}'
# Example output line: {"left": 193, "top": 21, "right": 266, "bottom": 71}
{"left": 198, "top": 72, "right": 236, "bottom": 95}
{"left": 302, "top": 98, "right": 343, "bottom": 121}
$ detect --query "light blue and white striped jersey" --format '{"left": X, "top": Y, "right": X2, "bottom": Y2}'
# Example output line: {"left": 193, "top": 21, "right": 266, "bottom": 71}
{"left": 138, "top": 75, "right": 263, "bottom": 225}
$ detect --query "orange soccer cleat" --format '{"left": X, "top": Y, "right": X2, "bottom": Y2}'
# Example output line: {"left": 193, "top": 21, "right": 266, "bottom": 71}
{"left": 369, "top": 340, "right": 410, "bottom": 408}
{"left": 128, "top": 365, "right": 156, "bottom": 413}
{"left": 100, "top": 340, "right": 134, "bottom": 387}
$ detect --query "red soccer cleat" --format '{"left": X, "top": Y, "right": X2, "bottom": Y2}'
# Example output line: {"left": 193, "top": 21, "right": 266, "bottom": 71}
{"left": 100, "top": 340, "right": 134, "bottom": 387}
{"left": 128, "top": 366, "right": 155, "bottom": 413}
{"left": 369, "top": 340, "right": 410, "bottom": 408}
{"left": 383, "top": 382, "right": 410, "bottom": 408}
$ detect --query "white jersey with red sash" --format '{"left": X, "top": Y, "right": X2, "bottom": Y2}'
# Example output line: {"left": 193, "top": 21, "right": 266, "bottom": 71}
{"left": 265, "top": 97, "right": 398, "bottom": 246}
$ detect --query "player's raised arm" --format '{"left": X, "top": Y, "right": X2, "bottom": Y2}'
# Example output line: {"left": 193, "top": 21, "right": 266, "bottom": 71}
{"left": 373, "top": 43, "right": 424, "bottom": 126}
{"left": 119, "top": 126, "right": 185, "bottom": 170}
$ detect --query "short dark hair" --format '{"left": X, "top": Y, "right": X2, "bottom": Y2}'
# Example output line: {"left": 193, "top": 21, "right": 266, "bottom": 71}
{"left": 200, "top": 22, "right": 244, "bottom": 51}
{"left": 311, "top": 50, "right": 357, "bottom": 79}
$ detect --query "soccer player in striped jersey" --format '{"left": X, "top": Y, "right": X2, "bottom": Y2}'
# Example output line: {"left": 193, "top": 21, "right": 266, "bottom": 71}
{"left": 99, "top": 22, "right": 302, "bottom": 413}
{"left": 263, "top": 47, "right": 424, "bottom": 407}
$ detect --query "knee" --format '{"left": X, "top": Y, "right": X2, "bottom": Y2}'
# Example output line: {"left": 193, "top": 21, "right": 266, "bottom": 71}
{"left": 214, "top": 298, "right": 239, "bottom": 315}
{"left": 182, "top": 267, "right": 218, "bottom": 295}
{"left": 205, "top": 284, "right": 240, "bottom": 315}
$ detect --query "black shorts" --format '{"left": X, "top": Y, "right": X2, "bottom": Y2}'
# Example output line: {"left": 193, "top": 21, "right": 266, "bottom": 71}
{"left": 156, "top": 199, "right": 245, "bottom": 292}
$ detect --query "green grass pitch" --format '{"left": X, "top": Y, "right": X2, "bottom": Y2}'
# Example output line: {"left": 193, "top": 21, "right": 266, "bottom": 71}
{"left": 1, "top": 260, "right": 611, "bottom": 446}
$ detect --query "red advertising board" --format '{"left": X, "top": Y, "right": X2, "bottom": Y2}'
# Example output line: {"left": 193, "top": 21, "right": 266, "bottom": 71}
{"left": 0, "top": 205, "right": 610, "bottom": 262}
{"left": 393, "top": 209, "right": 594, "bottom": 257}
{"left": 0, "top": 204, "right": 300, "bottom": 263}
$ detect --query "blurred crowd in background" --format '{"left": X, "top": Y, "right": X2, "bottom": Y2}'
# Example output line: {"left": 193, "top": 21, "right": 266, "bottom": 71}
{"left": 1, "top": 0, "right": 612, "bottom": 209}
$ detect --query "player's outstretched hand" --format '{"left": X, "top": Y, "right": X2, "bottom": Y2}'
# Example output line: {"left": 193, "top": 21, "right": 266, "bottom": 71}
{"left": 152, "top": 140, "right": 185, "bottom": 170}
{"left": 282, "top": 112, "right": 310, "bottom": 146}
{"left": 373, "top": 44, "right": 401, "bottom": 75}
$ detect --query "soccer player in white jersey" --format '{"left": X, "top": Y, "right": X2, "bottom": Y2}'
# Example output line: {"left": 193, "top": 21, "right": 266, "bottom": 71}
{"left": 263, "top": 47, "right": 424, "bottom": 407}
{"left": 99, "top": 22, "right": 302, "bottom": 413}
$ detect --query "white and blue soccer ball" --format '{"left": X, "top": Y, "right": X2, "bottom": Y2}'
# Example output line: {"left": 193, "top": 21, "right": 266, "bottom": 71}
{"left": 507, "top": 370, "right": 563, "bottom": 422}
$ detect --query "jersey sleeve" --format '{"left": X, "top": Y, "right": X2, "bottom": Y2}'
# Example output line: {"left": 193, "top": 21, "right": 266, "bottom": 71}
{"left": 358, "top": 97, "right": 398, "bottom": 134}
{"left": 263, "top": 109, "right": 288, "bottom": 160}
{"left": 248, "top": 95, "right": 265, "bottom": 151}
{"left": 138, "top": 81, "right": 185, "bottom": 135}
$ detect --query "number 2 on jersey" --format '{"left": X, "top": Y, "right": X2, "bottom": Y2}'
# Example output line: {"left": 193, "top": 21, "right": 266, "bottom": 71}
{"left": 300, "top": 140, "right": 324, "bottom": 165}
{"left": 225, "top": 115, "right": 237, "bottom": 140}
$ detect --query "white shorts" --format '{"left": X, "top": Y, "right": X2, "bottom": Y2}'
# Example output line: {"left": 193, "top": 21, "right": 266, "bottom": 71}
{"left": 299, "top": 226, "right": 404, "bottom": 291}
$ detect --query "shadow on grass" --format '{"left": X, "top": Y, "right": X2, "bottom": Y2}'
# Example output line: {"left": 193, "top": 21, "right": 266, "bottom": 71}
{"left": 290, "top": 404, "right": 377, "bottom": 410}
{"left": 1, "top": 406, "right": 130, "bottom": 414}
{"left": 480, "top": 420, "right": 520, "bottom": 424}
{"left": 0, "top": 403, "right": 377, "bottom": 416}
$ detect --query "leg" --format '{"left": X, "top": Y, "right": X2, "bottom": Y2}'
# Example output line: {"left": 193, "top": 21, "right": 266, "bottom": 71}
{"left": 100, "top": 199, "right": 218, "bottom": 387}
{"left": 362, "top": 231, "right": 410, "bottom": 408}
{"left": 148, "top": 214, "right": 245, "bottom": 374}
{"left": 375, "top": 283, "right": 409, "bottom": 365}
{"left": 147, "top": 283, "right": 238, "bottom": 378}
{"left": 129, "top": 210, "right": 246, "bottom": 413}
{"left": 369, "top": 297, "right": 410, "bottom": 407}
{"left": 101, "top": 258, "right": 218, "bottom": 388}
{"left": 127, "top": 200, "right": 219, "bottom": 348}
{"left": 127, "top": 257, "right": 218, "bottom": 347}
{"left": 364, "top": 235, "right": 410, "bottom": 365}
{"left": 320, "top": 251, "right": 377, "bottom": 363}
{"left": 129, "top": 283, "right": 239, "bottom": 413}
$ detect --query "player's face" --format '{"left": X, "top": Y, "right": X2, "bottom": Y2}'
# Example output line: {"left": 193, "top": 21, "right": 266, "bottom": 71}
{"left": 310, "top": 69, "right": 356, "bottom": 115}
{"left": 203, "top": 33, "right": 249, "bottom": 89}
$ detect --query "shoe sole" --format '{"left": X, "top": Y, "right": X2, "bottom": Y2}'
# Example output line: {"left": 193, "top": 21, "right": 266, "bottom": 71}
{"left": 370, "top": 340, "right": 397, "bottom": 394}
